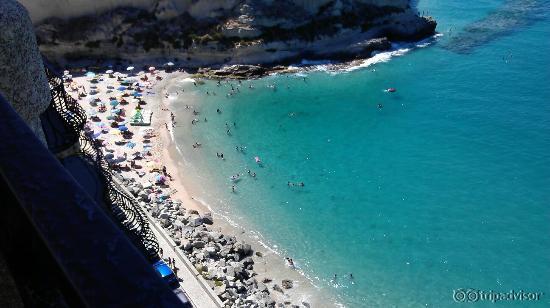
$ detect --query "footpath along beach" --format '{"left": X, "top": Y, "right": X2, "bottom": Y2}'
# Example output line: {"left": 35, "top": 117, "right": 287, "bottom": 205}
{"left": 66, "top": 66, "right": 332, "bottom": 308}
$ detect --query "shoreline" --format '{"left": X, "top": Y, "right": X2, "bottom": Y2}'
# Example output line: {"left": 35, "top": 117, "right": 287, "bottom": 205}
{"left": 155, "top": 74, "right": 337, "bottom": 307}
{"left": 69, "top": 68, "right": 334, "bottom": 307}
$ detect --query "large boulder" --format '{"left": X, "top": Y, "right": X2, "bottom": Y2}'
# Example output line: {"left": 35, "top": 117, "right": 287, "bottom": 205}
{"left": 281, "top": 279, "right": 293, "bottom": 289}
{"left": 192, "top": 240, "right": 206, "bottom": 249}
{"left": 188, "top": 215, "right": 202, "bottom": 227}
{"left": 201, "top": 211, "right": 214, "bottom": 224}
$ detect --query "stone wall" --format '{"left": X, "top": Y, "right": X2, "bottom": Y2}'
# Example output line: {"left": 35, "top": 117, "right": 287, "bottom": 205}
{"left": 0, "top": 0, "right": 51, "bottom": 144}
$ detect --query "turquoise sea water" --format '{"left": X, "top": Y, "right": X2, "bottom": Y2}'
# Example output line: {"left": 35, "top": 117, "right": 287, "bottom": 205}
{"left": 171, "top": 1, "right": 550, "bottom": 306}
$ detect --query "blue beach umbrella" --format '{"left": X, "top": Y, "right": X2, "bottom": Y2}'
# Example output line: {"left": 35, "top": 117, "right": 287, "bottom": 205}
{"left": 110, "top": 100, "right": 119, "bottom": 106}
{"left": 117, "top": 86, "right": 126, "bottom": 91}
{"left": 118, "top": 125, "right": 128, "bottom": 131}
{"left": 85, "top": 71, "right": 96, "bottom": 78}
{"left": 133, "top": 92, "right": 143, "bottom": 97}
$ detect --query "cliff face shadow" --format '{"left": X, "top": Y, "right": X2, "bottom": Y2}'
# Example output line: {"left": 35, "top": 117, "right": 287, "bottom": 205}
{"left": 442, "top": 0, "right": 549, "bottom": 54}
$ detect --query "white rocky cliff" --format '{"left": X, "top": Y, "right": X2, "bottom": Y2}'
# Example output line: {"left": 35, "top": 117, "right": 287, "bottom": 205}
{"left": 19, "top": 0, "right": 436, "bottom": 67}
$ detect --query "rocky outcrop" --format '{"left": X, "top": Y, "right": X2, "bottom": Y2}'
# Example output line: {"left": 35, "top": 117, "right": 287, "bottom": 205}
{"left": 22, "top": 0, "right": 436, "bottom": 68}
{"left": 0, "top": 0, "right": 51, "bottom": 144}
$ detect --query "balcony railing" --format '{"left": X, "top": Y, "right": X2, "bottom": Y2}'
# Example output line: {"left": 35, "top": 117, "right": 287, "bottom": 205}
{"left": 0, "top": 92, "right": 185, "bottom": 307}
{"left": 41, "top": 64, "right": 160, "bottom": 261}
{"left": 41, "top": 67, "right": 86, "bottom": 154}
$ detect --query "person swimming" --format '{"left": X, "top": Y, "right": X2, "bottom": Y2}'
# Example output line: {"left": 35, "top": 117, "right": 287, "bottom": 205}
{"left": 378, "top": 103, "right": 383, "bottom": 109}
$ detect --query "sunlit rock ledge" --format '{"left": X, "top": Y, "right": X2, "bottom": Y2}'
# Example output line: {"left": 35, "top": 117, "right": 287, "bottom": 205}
{"left": 20, "top": 0, "right": 436, "bottom": 68}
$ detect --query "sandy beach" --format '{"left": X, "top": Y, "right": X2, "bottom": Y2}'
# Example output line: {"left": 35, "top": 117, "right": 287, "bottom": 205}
{"left": 66, "top": 67, "right": 334, "bottom": 307}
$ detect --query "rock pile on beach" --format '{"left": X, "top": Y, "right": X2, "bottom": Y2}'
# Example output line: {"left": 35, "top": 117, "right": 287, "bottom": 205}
{"left": 122, "top": 174, "right": 306, "bottom": 307}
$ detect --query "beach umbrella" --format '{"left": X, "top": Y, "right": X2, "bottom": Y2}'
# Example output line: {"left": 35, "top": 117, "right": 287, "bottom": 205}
{"left": 110, "top": 100, "right": 119, "bottom": 106}
{"left": 155, "top": 174, "right": 166, "bottom": 183}
{"left": 127, "top": 66, "right": 134, "bottom": 71}
{"left": 117, "top": 86, "right": 126, "bottom": 91}
{"left": 106, "top": 69, "right": 114, "bottom": 74}
{"left": 126, "top": 142, "right": 136, "bottom": 149}
{"left": 148, "top": 66, "right": 156, "bottom": 71}
{"left": 85, "top": 72, "right": 96, "bottom": 78}
{"left": 63, "top": 70, "right": 70, "bottom": 75}
{"left": 118, "top": 125, "right": 128, "bottom": 131}
{"left": 104, "top": 153, "right": 115, "bottom": 160}
{"left": 133, "top": 92, "right": 142, "bottom": 97}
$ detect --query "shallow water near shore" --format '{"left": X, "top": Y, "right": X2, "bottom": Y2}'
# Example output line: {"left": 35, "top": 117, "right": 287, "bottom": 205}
{"left": 169, "top": 1, "right": 550, "bottom": 306}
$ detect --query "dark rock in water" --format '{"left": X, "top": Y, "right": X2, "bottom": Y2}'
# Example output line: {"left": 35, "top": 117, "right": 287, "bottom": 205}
{"left": 281, "top": 279, "right": 293, "bottom": 289}
{"left": 443, "top": 0, "right": 543, "bottom": 54}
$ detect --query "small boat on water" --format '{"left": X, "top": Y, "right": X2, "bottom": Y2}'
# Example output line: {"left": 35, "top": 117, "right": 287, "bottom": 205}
{"left": 386, "top": 87, "right": 397, "bottom": 93}
{"left": 254, "top": 156, "right": 261, "bottom": 164}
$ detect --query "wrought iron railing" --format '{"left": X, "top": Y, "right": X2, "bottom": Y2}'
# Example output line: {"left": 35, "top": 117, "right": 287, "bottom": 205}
{"left": 0, "top": 92, "right": 185, "bottom": 307}
{"left": 42, "top": 67, "right": 86, "bottom": 154}
{"left": 42, "top": 65, "right": 160, "bottom": 261}
{"left": 78, "top": 134, "right": 160, "bottom": 261}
